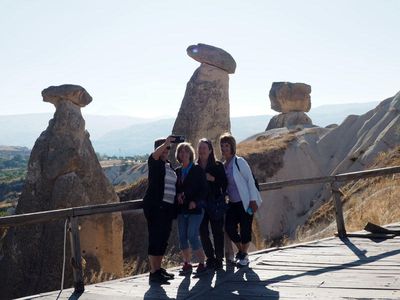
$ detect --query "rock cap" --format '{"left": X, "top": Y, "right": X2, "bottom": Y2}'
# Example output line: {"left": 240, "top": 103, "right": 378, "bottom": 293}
{"left": 269, "top": 82, "right": 311, "bottom": 113}
{"left": 42, "top": 84, "right": 92, "bottom": 107}
{"left": 187, "top": 43, "right": 236, "bottom": 74}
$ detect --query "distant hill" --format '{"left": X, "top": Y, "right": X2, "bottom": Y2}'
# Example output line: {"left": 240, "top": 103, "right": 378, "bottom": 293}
{"left": 92, "top": 101, "right": 379, "bottom": 155}
{"left": 0, "top": 146, "right": 30, "bottom": 160}
{"left": 0, "top": 101, "right": 379, "bottom": 156}
{"left": 0, "top": 113, "right": 150, "bottom": 148}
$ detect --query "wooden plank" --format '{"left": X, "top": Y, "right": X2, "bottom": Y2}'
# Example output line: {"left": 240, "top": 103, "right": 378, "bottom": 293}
{"left": 259, "top": 165, "right": 400, "bottom": 191}
{"left": 332, "top": 183, "right": 346, "bottom": 237}
{"left": 0, "top": 199, "right": 143, "bottom": 228}
{"left": 19, "top": 223, "right": 400, "bottom": 300}
{"left": 69, "top": 217, "right": 84, "bottom": 293}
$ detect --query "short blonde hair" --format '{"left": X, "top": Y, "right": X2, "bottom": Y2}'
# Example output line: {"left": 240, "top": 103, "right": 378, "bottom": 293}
{"left": 219, "top": 132, "right": 236, "bottom": 155}
{"left": 176, "top": 142, "right": 196, "bottom": 163}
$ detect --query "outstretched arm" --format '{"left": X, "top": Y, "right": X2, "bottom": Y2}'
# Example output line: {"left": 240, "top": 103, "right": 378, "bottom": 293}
{"left": 152, "top": 136, "right": 175, "bottom": 160}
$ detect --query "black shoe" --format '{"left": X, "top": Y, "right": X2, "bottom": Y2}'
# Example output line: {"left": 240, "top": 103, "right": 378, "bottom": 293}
{"left": 206, "top": 258, "right": 216, "bottom": 269}
{"left": 226, "top": 258, "right": 236, "bottom": 266}
{"left": 214, "top": 259, "right": 223, "bottom": 270}
{"left": 149, "top": 270, "right": 170, "bottom": 285}
{"left": 160, "top": 268, "right": 174, "bottom": 279}
{"left": 235, "top": 251, "right": 244, "bottom": 262}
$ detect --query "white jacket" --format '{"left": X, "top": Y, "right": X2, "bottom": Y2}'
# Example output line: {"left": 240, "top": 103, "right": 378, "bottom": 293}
{"left": 231, "top": 156, "right": 263, "bottom": 211}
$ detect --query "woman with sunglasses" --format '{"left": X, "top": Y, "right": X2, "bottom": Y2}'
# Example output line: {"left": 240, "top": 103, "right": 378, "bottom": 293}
{"left": 197, "top": 138, "right": 227, "bottom": 270}
{"left": 143, "top": 136, "right": 177, "bottom": 284}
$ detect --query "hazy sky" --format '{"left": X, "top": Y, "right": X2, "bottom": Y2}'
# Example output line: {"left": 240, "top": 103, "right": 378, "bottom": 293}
{"left": 1, "top": 0, "right": 399, "bottom": 118}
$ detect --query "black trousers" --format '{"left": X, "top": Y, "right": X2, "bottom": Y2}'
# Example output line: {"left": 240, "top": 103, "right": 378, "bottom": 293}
{"left": 199, "top": 211, "right": 224, "bottom": 261}
{"left": 225, "top": 201, "right": 253, "bottom": 245}
{"left": 144, "top": 203, "right": 174, "bottom": 256}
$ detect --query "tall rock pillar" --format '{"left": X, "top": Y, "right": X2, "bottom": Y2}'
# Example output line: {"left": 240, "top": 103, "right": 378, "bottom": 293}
{"left": 170, "top": 43, "right": 236, "bottom": 164}
{"left": 0, "top": 84, "right": 123, "bottom": 299}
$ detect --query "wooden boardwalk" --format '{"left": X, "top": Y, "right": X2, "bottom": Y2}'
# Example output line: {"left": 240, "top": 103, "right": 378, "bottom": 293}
{"left": 21, "top": 223, "right": 400, "bottom": 300}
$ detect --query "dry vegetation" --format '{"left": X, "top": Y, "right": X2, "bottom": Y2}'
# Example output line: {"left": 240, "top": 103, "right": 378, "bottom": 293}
{"left": 237, "top": 132, "right": 296, "bottom": 183}
{"left": 237, "top": 132, "right": 296, "bottom": 156}
{"left": 296, "top": 146, "right": 400, "bottom": 242}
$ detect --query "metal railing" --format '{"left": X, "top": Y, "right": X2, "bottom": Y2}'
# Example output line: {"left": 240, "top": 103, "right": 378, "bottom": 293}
{"left": 0, "top": 165, "right": 399, "bottom": 293}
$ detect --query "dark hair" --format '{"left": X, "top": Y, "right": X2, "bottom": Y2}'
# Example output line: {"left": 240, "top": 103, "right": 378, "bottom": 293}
{"left": 197, "top": 138, "right": 217, "bottom": 167}
{"left": 219, "top": 132, "right": 236, "bottom": 155}
{"left": 154, "top": 138, "right": 166, "bottom": 150}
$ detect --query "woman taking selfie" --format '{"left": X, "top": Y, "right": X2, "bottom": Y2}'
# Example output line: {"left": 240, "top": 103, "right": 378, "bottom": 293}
{"left": 175, "top": 142, "right": 208, "bottom": 275}
{"left": 197, "top": 138, "right": 227, "bottom": 270}
{"left": 219, "top": 133, "right": 262, "bottom": 267}
{"left": 143, "top": 136, "right": 177, "bottom": 284}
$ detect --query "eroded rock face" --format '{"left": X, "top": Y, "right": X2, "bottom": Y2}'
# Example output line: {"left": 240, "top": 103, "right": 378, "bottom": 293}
{"left": 243, "top": 92, "right": 400, "bottom": 242}
{"left": 267, "top": 82, "right": 313, "bottom": 130}
{"left": 187, "top": 43, "right": 236, "bottom": 74}
{"left": 266, "top": 112, "right": 313, "bottom": 130}
{"left": 170, "top": 45, "right": 234, "bottom": 163}
{"left": 0, "top": 85, "right": 123, "bottom": 299}
{"left": 269, "top": 82, "right": 311, "bottom": 113}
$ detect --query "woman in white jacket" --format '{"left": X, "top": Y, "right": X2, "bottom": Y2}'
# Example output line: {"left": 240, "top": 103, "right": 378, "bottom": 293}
{"left": 219, "top": 133, "right": 262, "bottom": 267}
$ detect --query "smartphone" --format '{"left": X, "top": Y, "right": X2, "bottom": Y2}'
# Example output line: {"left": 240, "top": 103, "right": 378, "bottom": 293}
{"left": 171, "top": 135, "right": 185, "bottom": 143}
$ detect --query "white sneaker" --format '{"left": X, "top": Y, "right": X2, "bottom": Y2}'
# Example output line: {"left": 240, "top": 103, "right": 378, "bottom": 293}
{"left": 237, "top": 254, "right": 249, "bottom": 267}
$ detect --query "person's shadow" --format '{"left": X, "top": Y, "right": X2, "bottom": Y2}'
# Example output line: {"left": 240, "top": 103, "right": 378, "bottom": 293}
{"left": 144, "top": 283, "right": 173, "bottom": 300}
{"left": 218, "top": 267, "right": 280, "bottom": 299}
{"left": 176, "top": 270, "right": 214, "bottom": 299}
{"left": 177, "top": 266, "right": 279, "bottom": 299}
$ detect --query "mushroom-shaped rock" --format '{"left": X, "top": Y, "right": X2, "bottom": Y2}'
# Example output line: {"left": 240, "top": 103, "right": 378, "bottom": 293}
{"left": 269, "top": 82, "right": 311, "bottom": 113}
{"left": 42, "top": 84, "right": 92, "bottom": 107}
{"left": 187, "top": 43, "right": 236, "bottom": 74}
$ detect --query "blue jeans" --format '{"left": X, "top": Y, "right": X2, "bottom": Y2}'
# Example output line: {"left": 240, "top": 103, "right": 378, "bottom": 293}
{"left": 177, "top": 210, "right": 204, "bottom": 251}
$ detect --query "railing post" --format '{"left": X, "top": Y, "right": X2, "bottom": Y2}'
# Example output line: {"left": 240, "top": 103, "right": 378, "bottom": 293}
{"left": 69, "top": 216, "right": 85, "bottom": 293}
{"left": 331, "top": 182, "right": 346, "bottom": 238}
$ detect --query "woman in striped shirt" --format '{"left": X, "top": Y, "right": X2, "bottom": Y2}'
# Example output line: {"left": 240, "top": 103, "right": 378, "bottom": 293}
{"left": 143, "top": 136, "right": 178, "bottom": 284}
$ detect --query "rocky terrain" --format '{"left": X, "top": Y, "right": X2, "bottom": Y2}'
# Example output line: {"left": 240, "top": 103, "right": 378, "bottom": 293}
{"left": 296, "top": 145, "right": 400, "bottom": 242}
{"left": 242, "top": 90, "right": 400, "bottom": 244}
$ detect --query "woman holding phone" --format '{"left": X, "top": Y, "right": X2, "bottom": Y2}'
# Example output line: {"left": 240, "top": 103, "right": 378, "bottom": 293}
{"left": 143, "top": 136, "right": 177, "bottom": 284}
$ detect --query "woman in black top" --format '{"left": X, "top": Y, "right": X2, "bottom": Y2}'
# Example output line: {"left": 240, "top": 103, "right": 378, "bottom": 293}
{"left": 143, "top": 136, "right": 177, "bottom": 284}
{"left": 175, "top": 142, "right": 208, "bottom": 275}
{"left": 198, "top": 138, "right": 228, "bottom": 270}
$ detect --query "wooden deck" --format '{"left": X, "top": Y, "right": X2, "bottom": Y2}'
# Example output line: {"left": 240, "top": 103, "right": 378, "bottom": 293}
{"left": 21, "top": 223, "right": 400, "bottom": 300}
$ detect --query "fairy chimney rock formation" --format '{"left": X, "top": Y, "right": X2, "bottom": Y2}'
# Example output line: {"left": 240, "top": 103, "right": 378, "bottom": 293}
{"left": 267, "top": 82, "right": 313, "bottom": 130}
{"left": 0, "top": 84, "right": 123, "bottom": 299}
{"left": 170, "top": 43, "right": 234, "bottom": 163}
